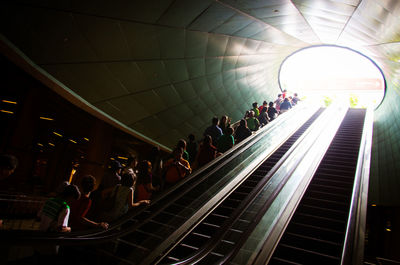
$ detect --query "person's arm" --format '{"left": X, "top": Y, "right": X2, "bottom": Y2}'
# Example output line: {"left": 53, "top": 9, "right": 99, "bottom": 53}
{"left": 78, "top": 200, "right": 109, "bottom": 229}
{"left": 128, "top": 188, "right": 150, "bottom": 208}
{"left": 81, "top": 216, "right": 109, "bottom": 229}
{"left": 176, "top": 160, "right": 191, "bottom": 174}
{"left": 57, "top": 207, "right": 71, "bottom": 232}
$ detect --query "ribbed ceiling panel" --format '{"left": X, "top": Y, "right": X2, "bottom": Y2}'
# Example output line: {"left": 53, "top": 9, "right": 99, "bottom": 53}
{"left": 1, "top": 0, "right": 400, "bottom": 204}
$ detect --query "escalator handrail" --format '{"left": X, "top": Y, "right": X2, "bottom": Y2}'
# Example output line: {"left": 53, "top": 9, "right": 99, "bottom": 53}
{"left": 341, "top": 107, "right": 373, "bottom": 265}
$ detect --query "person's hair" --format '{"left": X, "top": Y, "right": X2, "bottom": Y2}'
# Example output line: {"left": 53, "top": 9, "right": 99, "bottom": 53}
{"left": 188, "top": 134, "right": 195, "bottom": 142}
{"left": 277, "top": 94, "right": 282, "bottom": 97}
{"left": 110, "top": 160, "right": 122, "bottom": 171}
{"left": 148, "top": 146, "right": 160, "bottom": 162}
{"left": 172, "top": 147, "right": 183, "bottom": 158}
{"left": 212, "top": 117, "right": 219, "bottom": 125}
{"left": 252, "top": 102, "right": 258, "bottom": 108}
{"left": 240, "top": 119, "right": 247, "bottom": 127}
{"left": 284, "top": 98, "right": 289, "bottom": 102}
{"left": 61, "top": 184, "right": 81, "bottom": 200}
{"left": 127, "top": 155, "right": 137, "bottom": 166}
{"left": 121, "top": 172, "right": 135, "bottom": 187}
{"left": 137, "top": 160, "right": 151, "bottom": 175}
{"left": 220, "top": 115, "right": 227, "bottom": 124}
{"left": 269, "top": 102, "right": 274, "bottom": 107}
{"left": 0, "top": 154, "right": 18, "bottom": 170}
{"left": 203, "top": 135, "right": 212, "bottom": 145}
{"left": 226, "top": 127, "right": 234, "bottom": 135}
{"left": 137, "top": 160, "right": 151, "bottom": 184}
{"left": 177, "top": 139, "right": 186, "bottom": 149}
{"left": 294, "top": 93, "right": 298, "bottom": 96}
{"left": 263, "top": 100, "right": 268, "bottom": 105}
{"left": 80, "top": 175, "right": 96, "bottom": 194}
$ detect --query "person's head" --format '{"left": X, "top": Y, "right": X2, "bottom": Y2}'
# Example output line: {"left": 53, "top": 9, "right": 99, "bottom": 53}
{"left": 80, "top": 175, "right": 96, "bottom": 194}
{"left": 249, "top": 110, "right": 254, "bottom": 118}
{"left": 240, "top": 119, "right": 247, "bottom": 127}
{"left": 212, "top": 116, "right": 219, "bottom": 125}
{"left": 0, "top": 154, "right": 18, "bottom": 180}
{"left": 188, "top": 134, "right": 195, "bottom": 142}
{"left": 55, "top": 181, "right": 70, "bottom": 195}
{"left": 284, "top": 98, "right": 289, "bottom": 102}
{"left": 172, "top": 147, "right": 183, "bottom": 160}
{"left": 277, "top": 94, "right": 282, "bottom": 98}
{"left": 263, "top": 101, "right": 268, "bottom": 106}
{"left": 148, "top": 146, "right": 160, "bottom": 161}
{"left": 177, "top": 139, "right": 187, "bottom": 150}
{"left": 137, "top": 160, "right": 152, "bottom": 175}
{"left": 127, "top": 155, "right": 138, "bottom": 169}
{"left": 269, "top": 102, "right": 274, "bottom": 107}
{"left": 226, "top": 127, "right": 234, "bottom": 136}
{"left": 252, "top": 102, "right": 258, "bottom": 108}
{"left": 294, "top": 93, "right": 298, "bottom": 97}
{"left": 60, "top": 184, "right": 81, "bottom": 202}
{"left": 121, "top": 172, "right": 136, "bottom": 187}
{"left": 203, "top": 135, "right": 212, "bottom": 145}
{"left": 220, "top": 115, "right": 227, "bottom": 125}
{"left": 110, "top": 160, "right": 123, "bottom": 174}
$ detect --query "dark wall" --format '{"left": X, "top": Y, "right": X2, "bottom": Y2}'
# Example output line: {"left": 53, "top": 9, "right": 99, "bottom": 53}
{"left": 0, "top": 55, "right": 163, "bottom": 195}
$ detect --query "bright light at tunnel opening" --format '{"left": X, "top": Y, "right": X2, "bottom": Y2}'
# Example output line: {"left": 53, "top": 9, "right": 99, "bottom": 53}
{"left": 279, "top": 46, "right": 385, "bottom": 109}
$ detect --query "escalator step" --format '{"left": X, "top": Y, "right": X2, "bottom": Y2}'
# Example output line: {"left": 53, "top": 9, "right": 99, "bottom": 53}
{"left": 272, "top": 243, "right": 340, "bottom": 265}
{"left": 287, "top": 222, "right": 344, "bottom": 243}
{"left": 307, "top": 189, "right": 351, "bottom": 202}
{"left": 292, "top": 212, "right": 347, "bottom": 231}
{"left": 296, "top": 204, "right": 347, "bottom": 221}
{"left": 280, "top": 232, "right": 342, "bottom": 257}
{"left": 308, "top": 183, "right": 353, "bottom": 194}
{"left": 269, "top": 256, "right": 302, "bottom": 264}
{"left": 301, "top": 197, "right": 349, "bottom": 212}
{"left": 311, "top": 178, "right": 354, "bottom": 189}
{"left": 181, "top": 232, "right": 211, "bottom": 248}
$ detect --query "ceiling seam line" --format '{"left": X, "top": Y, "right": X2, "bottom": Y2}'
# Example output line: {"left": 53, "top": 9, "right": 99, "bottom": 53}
{"left": 216, "top": 0, "right": 306, "bottom": 44}
{"left": 185, "top": 2, "right": 214, "bottom": 29}
{"left": 335, "top": 0, "right": 362, "bottom": 43}
{"left": 289, "top": 0, "right": 322, "bottom": 43}
{"left": 154, "top": 0, "right": 179, "bottom": 25}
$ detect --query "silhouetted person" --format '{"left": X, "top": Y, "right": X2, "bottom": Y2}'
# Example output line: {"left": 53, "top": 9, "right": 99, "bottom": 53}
{"left": 203, "top": 117, "right": 223, "bottom": 147}
{"left": 186, "top": 134, "right": 198, "bottom": 166}
{"left": 235, "top": 119, "right": 252, "bottom": 143}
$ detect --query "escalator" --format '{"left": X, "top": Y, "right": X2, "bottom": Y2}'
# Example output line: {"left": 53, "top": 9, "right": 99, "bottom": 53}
{"left": 155, "top": 109, "right": 325, "bottom": 265}
{"left": 268, "top": 108, "right": 367, "bottom": 265}
{"left": 1, "top": 106, "right": 324, "bottom": 265}
{"left": 2, "top": 106, "right": 370, "bottom": 265}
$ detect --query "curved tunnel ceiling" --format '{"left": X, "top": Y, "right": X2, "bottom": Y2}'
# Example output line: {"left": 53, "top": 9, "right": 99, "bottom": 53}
{"left": 1, "top": 0, "right": 400, "bottom": 204}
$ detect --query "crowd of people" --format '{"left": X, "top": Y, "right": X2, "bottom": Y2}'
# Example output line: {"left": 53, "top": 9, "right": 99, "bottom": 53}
{"left": 2, "top": 91, "right": 301, "bottom": 239}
